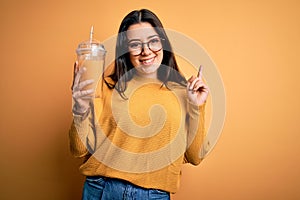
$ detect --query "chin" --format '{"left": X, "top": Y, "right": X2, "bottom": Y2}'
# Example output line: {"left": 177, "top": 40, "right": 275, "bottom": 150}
{"left": 141, "top": 65, "right": 159, "bottom": 72}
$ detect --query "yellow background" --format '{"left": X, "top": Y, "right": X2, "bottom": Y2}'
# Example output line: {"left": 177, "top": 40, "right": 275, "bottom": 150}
{"left": 0, "top": 0, "right": 299, "bottom": 199}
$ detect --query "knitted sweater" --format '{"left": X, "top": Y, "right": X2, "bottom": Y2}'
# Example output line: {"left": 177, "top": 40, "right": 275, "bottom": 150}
{"left": 69, "top": 75, "right": 206, "bottom": 193}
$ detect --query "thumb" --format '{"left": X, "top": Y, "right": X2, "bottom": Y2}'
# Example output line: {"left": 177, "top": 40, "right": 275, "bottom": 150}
{"left": 188, "top": 75, "right": 196, "bottom": 83}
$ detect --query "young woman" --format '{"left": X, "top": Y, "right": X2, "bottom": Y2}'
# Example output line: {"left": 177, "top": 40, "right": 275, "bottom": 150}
{"left": 70, "top": 9, "right": 209, "bottom": 200}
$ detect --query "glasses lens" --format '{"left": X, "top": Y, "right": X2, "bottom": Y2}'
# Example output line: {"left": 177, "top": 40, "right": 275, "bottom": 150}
{"left": 128, "top": 42, "right": 142, "bottom": 55}
{"left": 149, "top": 38, "right": 162, "bottom": 51}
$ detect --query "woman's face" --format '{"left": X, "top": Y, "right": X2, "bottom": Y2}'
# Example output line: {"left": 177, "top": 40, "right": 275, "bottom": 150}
{"left": 126, "top": 22, "right": 163, "bottom": 79}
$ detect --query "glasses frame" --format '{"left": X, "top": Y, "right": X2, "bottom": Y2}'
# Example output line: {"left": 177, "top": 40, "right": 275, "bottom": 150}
{"left": 127, "top": 37, "right": 165, "bottom": 56}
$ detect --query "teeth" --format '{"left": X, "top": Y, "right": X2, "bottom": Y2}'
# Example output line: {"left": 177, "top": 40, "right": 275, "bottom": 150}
{"left": 145, "top": 59, "right": 152, "bottom": 64}
{"left": 142, "top": 58, "right": 154, "bottom": 64}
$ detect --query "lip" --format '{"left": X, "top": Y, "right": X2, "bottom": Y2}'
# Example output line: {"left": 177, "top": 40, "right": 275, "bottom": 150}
{"left": 139, "top": 56, "right": 156, "bottom": 66}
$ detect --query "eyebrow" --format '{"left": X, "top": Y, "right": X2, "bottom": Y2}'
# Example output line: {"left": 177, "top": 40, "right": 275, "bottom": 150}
{"left": 127, "top": 35, "right": 159, "bottom": 43}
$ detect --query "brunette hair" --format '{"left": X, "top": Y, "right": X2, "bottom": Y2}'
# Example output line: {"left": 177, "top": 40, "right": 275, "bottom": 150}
{"left": 105, "top": 9, "right": 187, "bottom": 98}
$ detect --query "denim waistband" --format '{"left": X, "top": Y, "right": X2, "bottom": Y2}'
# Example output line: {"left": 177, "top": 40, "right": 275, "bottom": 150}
{"left": 83, "top": 176, "right": 170, "bottom": 200}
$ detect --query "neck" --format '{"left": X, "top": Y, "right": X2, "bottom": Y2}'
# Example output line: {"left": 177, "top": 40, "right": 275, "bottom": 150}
{"left": 135, "top": 71, "right": 158, "bottom": 79}
{"left": 132, "top": 73, "right": 161, "bottom": 84}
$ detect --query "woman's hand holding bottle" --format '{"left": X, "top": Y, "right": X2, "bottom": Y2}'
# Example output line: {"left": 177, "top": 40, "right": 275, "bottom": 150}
{"left": 71, "top": 62, "right": 95, "bottom": 116}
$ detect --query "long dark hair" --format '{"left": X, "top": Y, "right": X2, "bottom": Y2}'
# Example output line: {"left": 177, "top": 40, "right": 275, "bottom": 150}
{"left": 105, "top": 9, "right": 187, "bottom": 98}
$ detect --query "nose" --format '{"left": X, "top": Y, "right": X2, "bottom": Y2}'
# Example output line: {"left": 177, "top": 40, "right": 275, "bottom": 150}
{"left": 141, "top": 43, "right": 151, "bottom": 55}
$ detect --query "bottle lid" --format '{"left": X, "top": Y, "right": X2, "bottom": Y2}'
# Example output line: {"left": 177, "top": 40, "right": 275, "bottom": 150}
{"left": 76, "top": 26, "right": 106, "bottom": 55}
{"left": 76, "top": 39, "right": 106, "bottom": 55}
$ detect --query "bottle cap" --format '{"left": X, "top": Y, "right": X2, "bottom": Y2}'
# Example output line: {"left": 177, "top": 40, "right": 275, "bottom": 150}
{"left": 76, "top": 39, "right": 106, "bottom": 55}
{"left": 76, "top": 26, "right": 106, "bottom": 56}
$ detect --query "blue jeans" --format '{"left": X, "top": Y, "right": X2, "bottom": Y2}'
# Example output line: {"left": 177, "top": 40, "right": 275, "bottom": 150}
{"left": 82, "top": 176, "right": 170, "bottom": 200}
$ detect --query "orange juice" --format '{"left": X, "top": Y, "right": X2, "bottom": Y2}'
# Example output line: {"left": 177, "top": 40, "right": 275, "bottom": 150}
{"left": 79, "top": 59, "right": 104, "bottom": 91}
{"left": 76, "top": 27, "right": 106, "bottom": 95}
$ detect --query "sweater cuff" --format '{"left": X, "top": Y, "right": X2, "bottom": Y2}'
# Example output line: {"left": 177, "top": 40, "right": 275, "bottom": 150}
{"left": 69, "top": 114, "right": 91, "bottom": 158}
{"left": 187, "top": 100, "right": 206, "bottom": 117}
{"left": 72, "top": 110, "right": 90, "bottom": 136}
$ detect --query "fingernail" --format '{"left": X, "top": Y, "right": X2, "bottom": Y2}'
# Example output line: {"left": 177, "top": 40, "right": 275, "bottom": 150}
{"left": 87, "top": 89, "right": 94, "bottom": 93}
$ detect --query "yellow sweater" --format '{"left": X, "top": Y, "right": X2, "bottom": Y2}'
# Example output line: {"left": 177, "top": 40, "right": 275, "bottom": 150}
{"left": 69, "top": 75, "right": 206, "bottom": 193}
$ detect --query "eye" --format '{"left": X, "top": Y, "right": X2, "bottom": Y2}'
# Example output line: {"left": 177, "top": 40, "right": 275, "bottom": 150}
{"left": 128, "top": 42, "right": 141, "bottom": 49}
{"left": 149, "top": 38, "right": 160, "bottom": 44}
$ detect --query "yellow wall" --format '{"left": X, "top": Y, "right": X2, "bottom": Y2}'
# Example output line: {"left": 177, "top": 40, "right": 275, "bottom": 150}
{"left": 0, "top": 0, "right": 299, "bottom": 199}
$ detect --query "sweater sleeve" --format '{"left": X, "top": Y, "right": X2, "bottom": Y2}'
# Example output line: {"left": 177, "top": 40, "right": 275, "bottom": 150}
{"left": 68, "top": 96, "right": 103, "bottom": 158}
{"left": 69, "top": 112, "right": 92, "bottom": 158}
{"left": 69, "top": 73, "right": 109, "bottom": 158}
{"left": 184, "top": 101, "right": 206, "bottom": 165}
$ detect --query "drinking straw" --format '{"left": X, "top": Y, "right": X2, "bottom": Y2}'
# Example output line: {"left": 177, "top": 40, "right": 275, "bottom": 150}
{"left": 89, "top": 25, "right": 94, "bottom": 44}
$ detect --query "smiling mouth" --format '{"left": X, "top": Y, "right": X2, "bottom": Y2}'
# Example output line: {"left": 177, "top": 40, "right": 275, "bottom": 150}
{"left": 140, "top": 57, "right": 155, "bottom": 65}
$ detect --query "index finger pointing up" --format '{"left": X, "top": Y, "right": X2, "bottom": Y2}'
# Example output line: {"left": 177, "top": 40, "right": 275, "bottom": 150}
{"left": 197, "top": 65, "right": 203, "bottom": 78}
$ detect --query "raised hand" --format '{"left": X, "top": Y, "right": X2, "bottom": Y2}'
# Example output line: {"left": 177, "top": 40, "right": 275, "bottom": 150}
{"left": 71, "top": 62, "right": 95, "bottom": 116}
{"left": 187, "top": 65, "right": 209, "bottom": 106}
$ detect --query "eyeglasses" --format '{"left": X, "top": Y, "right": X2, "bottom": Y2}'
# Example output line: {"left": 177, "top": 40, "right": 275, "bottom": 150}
{"left": 128, "top": 37, "right": 164, "bottom": 56}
